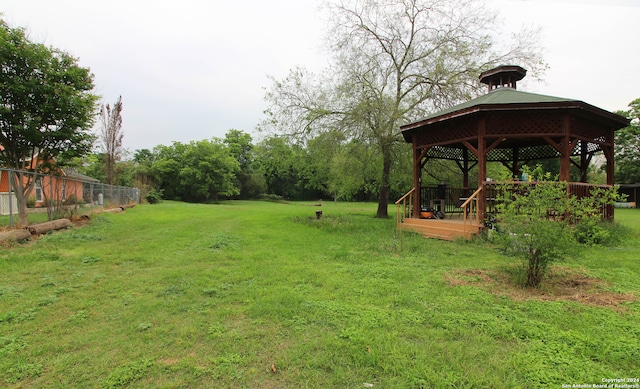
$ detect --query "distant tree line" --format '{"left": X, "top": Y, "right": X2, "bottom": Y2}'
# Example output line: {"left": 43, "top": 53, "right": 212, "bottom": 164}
{"left": 70, "top": 129, "right": 414, "bottom": 204}
{"left": 71, "top": 94, "right": 640, "bottom": 205}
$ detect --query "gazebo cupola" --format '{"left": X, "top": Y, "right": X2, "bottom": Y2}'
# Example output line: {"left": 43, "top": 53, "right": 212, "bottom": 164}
{"left": 479, "top": 65, "right": 527, "bottom": 91}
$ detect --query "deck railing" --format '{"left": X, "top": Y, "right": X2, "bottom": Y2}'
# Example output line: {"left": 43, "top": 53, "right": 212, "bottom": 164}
{"left": 395, "top": 187, "right": 415, "bottom": 227}
{"left": 461, "top": 187, "right": 483, "bottom": 232}
{"left": 397, "top": 181, "right": 615, "bottom": 231}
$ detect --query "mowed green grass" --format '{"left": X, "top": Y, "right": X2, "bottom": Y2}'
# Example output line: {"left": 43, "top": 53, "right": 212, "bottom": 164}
{"left": 1, "top": 201, "right": 639, "bottom": 388}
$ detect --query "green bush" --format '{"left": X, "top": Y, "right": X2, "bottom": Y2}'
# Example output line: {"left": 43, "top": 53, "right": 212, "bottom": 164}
{"left": 491, "top": 166, "right": 624, "bottom": 287}
{"left": 575, "top": 217, "right": 632, "bottom": 246}
{"left": 145, "top": 189, "right": 164, "bottom": 204}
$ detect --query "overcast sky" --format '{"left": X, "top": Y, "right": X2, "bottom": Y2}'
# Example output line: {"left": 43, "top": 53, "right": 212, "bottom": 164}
{"left": 2, "top": 0, "right": 639, "bottom": 152}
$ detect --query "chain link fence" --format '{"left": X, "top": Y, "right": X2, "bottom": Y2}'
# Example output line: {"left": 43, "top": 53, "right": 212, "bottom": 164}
{"left": 1, "top": 167, "right": 140, "bottom": 228}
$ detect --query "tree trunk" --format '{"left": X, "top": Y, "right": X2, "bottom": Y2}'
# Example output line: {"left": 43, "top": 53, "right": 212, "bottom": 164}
{"left": 9, "top": 171, "right": 32, "bottom": 228}
{"left": 376, "top": 144, "right": 393, "bottom": 218}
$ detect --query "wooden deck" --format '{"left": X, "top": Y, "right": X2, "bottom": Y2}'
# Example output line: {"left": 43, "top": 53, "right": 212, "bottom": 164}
{"left": 397, "top": 216, "right": 482, "bottom": 240}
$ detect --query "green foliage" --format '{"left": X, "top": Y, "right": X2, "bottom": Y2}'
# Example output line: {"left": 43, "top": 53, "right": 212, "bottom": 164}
{"left": 149, "top": 139, "right": 240, "bottom": 202}
{"left": 224, "top": 130, "right": 266, "bottom": 199}
{"left": 0, "top": 19, "right": 98, "bottom": 226}
{"left": 145, "top": 188, "right": 164, "bottom": 204}
{"left": 614, "top": 98, "right": 640, "bottom": 184}
{"left": 103, "top": 359, "right": 154, "bottom": 388}
{"left": 254, "top": 136, "right": 320, "bottom": 200}
{"left": 574, "top": 218, "right": 610, "bottom": 246}
{"left": 492, "top": 168, "right": 625, "bottom": 286}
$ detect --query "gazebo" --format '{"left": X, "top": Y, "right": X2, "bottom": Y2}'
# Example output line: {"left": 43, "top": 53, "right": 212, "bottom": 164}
{"left": 396, "top": 65, "right": 630, "bottom": 239}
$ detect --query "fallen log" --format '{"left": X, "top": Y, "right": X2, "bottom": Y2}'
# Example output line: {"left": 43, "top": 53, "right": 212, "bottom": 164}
{"left": 0, "top": 229, "right": 32, "bottom": 244}
{"left": 122, "top": 203, "right": 136, "bottom": 209}
{"left": 102, "top": 207, "right": 124, "bottom": 214}
{"left": 27, "top": 218, "right": 72, "bottom": 235}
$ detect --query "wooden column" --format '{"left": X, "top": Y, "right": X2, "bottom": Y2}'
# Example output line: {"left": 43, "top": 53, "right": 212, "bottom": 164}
{"left": 477, "top": 116, "right": 487, "bottom": 220}
{"left": 412, "top": 137, "right": 421, "bottom": 218}
{"left": 559, "top": 114, "right": 572, "bottom": 181}
{"left": 512, "top": 147, "right": 520, "bottom": 180}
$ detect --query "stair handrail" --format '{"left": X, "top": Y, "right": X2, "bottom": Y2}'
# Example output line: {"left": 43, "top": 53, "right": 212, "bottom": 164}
{"left": 395, "top": 188, "right": 415, "bottom": 227}
{"left": 460, "top": 187, "right": 483, "bottom": 232}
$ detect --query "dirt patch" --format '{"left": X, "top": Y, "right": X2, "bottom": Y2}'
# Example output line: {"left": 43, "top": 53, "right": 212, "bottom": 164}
{"left": 158, "top": 358, "right": 180, "bottom": 366}
{"left": 445, "top": 267, "right": 637, "bottom": 310}
{"left": 71, "top": 214, "right": 92, "bottom": 227}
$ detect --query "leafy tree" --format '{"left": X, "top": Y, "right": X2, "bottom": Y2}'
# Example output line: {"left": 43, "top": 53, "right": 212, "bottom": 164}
{"left": 0, "top": 19, "right": 98, "bottom": 226}
{"left": 67, "top": 153, "right": 107, "bottom": 183}
{"left": 255, "top": 136, "right": 305, "bottom": 199}
{"left": 148, "top": 140, "right": 239, "bottom": 203}
{"left": 224, "top": 129, "right": 266, "bottom": 199}
{"left": 328, "top": 139, "right": 382, "bottom": 201}
{"left": 614, "top": 98, "right": 640, "bottom": 184}
{"left": 99, "top": 95, "right": 124, "bottom": 185}
{"left": 130, "top": 148, "right": 156, "bottom": 200}
{"left": 300, "top": 131, "right": 344, "bottom": 198}
{"left": 179, "top": 139, "right": 240, "bottom": 203}
{"left": 262, "top": 0, "right": 544, "bottom": 218}
{"left": 150, "top": 155, "right": 181, "bottom": 200}
{"left": 148, "top": 142, "right": 185, "bottom": 199}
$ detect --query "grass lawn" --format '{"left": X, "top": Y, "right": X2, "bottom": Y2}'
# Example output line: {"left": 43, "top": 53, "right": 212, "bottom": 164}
{"left": 1, "top": 201, "right": 639, "bottom": 388}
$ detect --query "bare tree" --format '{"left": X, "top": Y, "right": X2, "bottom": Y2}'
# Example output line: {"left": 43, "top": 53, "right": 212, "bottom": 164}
{"left": 263, "top": 0, "right": 545, "bottom": 218}
{"left": 99, "top": 96, "right": 124, "bottom": 185}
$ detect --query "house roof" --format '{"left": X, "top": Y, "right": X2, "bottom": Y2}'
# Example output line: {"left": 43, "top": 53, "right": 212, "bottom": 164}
{"left": 63, "top": 170, "right": 100, "bottom": 183}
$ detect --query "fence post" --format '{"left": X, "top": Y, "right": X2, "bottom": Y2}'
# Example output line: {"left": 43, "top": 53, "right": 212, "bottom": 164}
{"left": 8, "top": 170, "right": 14, "bottom": 228}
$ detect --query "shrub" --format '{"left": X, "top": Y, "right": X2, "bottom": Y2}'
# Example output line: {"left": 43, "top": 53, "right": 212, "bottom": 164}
{"left": 145, "top": 189, "right": 164, "bottom": 204}
{"left": 491, "top": 166, "right": 624, "bottom": 287}
{"left": 492, "top": 170, "right": 576, "bottom": 287}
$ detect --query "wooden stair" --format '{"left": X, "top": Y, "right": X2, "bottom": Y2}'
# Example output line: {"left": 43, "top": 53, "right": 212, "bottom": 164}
{"left": 398, "top": 217, "right": 482, "bottom": 240}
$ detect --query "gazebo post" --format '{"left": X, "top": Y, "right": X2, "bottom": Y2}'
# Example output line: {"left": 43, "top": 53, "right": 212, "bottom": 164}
{"left": 511, "top": 148, "right": 520, "bottom": 180}
{"left": 412, "top": 138, "right": 421, "bottom": 218}
{"left": 477, "top": 115, "right": 487, "bottom": 220}
{"left": 559, "top": 114, "right": 572, "bottom": 182}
